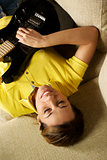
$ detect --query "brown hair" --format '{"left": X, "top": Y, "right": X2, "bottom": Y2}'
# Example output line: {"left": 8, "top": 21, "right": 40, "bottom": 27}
{"left": 40, "top": 104, "right": 84, "bottom": 146}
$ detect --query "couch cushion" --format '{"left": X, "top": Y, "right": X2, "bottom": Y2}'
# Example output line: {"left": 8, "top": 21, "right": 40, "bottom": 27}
{"left": 0, "top": 108, "right": 13, "bottom": 122}
{"left": 99, "top": 54, "right": 107, "bottom": 105}
{"left": 55, "top": 0, "right": 107, "bottom": 53}
{"left": 83, "top": 51, "right": 106, "bottom": 83}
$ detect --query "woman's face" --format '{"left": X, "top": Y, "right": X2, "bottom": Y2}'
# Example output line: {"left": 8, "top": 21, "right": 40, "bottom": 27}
{"left": 35, "top": 85, "right": 75, "bottom": 126}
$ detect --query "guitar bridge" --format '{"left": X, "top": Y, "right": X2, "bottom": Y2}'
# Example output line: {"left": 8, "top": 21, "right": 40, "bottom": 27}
{"left": 0, "top": 40, "right": 15, "bottom": 61}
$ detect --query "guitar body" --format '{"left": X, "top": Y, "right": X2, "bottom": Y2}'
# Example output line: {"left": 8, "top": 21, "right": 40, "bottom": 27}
{"left": 0, "top": 0, "right": 60, "bottom": 83}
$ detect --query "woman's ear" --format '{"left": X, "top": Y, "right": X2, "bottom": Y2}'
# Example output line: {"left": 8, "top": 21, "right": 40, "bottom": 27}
{"left": 37, "top": 115, "right": 41, "bottom": 125}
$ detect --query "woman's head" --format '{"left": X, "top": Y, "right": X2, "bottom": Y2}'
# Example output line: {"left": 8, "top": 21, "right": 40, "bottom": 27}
{"left": 35, "top": 85, "right": 75, "bottom": 126}
{"left": 35, "top": 85, "right": 84, "bottom": 146}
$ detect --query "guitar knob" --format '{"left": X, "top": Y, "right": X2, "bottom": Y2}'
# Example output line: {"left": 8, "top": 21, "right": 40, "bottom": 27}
{"left": 3, "top": 56, "right": 12, "bottom": 62}
{"left": 0, "top": 38, "right": 4, "bottom": 44}
{"left": 22, "top": 8, "right": 26, "bottom": 14}
{"left": 14, "top": 14, "right": 18, "bottom": 20}
{"left": 18, "top": 19, "right": 21, "bottom": 24}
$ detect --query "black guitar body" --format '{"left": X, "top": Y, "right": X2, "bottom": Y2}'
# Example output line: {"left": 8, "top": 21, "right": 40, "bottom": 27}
{"left": 0, "top": 0, "right": 60, "bottom": 83}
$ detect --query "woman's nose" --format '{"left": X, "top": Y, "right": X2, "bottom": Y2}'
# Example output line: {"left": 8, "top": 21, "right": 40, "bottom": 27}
{"left": 47, "top": 95, "right": 56, "bottom": 109}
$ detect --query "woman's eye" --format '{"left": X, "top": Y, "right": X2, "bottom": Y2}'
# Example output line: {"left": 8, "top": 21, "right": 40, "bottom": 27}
{"left": 57, "top": 100, "right": 65, "bottom": 106}
{"left": 56, "top": 100, "right": 67, "bottom": 108}
{"left": 44, "top": 108, "right": 50, "bottom": 114}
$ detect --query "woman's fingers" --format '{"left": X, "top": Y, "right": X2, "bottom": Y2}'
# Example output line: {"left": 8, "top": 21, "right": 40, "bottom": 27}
{"left": 18, "top": 27, "right": 30, "bottom": 33}
{"left": 16, "top": 27, "right": 45, "bottom": 48}
{"left": 16, "top": 33, "right": 23, "bottom": 40}
{"left": 26, "top": 28, "right": 34, "bottom": 32}
{"left": 16, "top": 27, "right": 29, "bottom": 38}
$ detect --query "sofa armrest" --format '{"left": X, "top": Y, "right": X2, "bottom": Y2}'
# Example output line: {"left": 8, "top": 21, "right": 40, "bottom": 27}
{"left": 55, "top": 0, "right": 107, "bottom": 53}
{"left": 99, "top": 54, "right": 107, "bottom": 106}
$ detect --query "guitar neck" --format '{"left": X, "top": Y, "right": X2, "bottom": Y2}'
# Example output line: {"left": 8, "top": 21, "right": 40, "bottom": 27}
{"left": 0, "top": 40, "right": 15, "bottom": 61}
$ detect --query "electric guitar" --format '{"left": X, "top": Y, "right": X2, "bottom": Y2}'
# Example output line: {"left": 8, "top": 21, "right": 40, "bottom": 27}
{"left": 0, "top": 0, "right": 60, "bottom": 83}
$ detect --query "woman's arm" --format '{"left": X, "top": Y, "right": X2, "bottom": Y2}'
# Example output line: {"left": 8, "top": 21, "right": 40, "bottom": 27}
{"left": 16, "top": 26, "right": 99, "bottom": 64}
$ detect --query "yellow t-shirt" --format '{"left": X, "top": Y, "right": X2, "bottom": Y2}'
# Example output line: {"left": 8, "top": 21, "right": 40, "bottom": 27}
{"left": 0, "top": 16, "right": 12, "bottom": 29}
{"left": 0, "top": 16, "right": 88, "bottom": 117}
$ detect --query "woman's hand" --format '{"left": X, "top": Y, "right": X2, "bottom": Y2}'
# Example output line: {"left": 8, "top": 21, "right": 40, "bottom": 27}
{"left": 16, "top": 27, "right": 47, "bottom": 48}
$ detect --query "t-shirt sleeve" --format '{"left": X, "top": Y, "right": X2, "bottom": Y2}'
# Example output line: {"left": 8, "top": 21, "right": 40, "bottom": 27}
{"left": 0, "top": 16, "right": 12, "bottom": 30}
{"left": 0, "top": 62, "right": 10, "bottom": 77}
{"left": 66, "top": 56, "right": 88, "bottom": 89}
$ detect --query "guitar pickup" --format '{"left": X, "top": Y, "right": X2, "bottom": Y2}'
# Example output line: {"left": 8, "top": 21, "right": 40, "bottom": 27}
{"left": 27, "top": 13, "right": 46, "bottom": 29}
{"left": 0, "top": 40, "right": 15, "bottom": 61}
{"left": 27, "top": 17, "right": 42, "bottom": 28}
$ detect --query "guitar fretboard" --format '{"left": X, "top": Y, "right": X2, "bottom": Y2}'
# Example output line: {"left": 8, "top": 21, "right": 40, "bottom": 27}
{"left": 0, "top": 40, "right": 15, "bottom": 60}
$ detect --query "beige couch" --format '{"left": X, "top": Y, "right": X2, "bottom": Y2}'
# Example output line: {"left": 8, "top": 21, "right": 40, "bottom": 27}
{"left": 0, "top": 0, "right": 107, "bottom": 160}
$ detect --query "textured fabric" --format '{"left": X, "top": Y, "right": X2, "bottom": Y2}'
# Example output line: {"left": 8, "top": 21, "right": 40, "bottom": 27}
{"left": 0, "top": 5, "right": 6, "bottom": 18}
{"left": 0, "top": 0, "right": 22, "bottom": 15}
{"left": 0, "top": 48, "right": 88, "bottom": 117}
{"left": 99, "top": 53, "right": 107, "bottom": 105}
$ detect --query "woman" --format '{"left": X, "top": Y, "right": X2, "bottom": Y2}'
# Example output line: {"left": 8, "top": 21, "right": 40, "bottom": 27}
{"left": 0, "top": 15, "right": 99, "bottom": 146}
